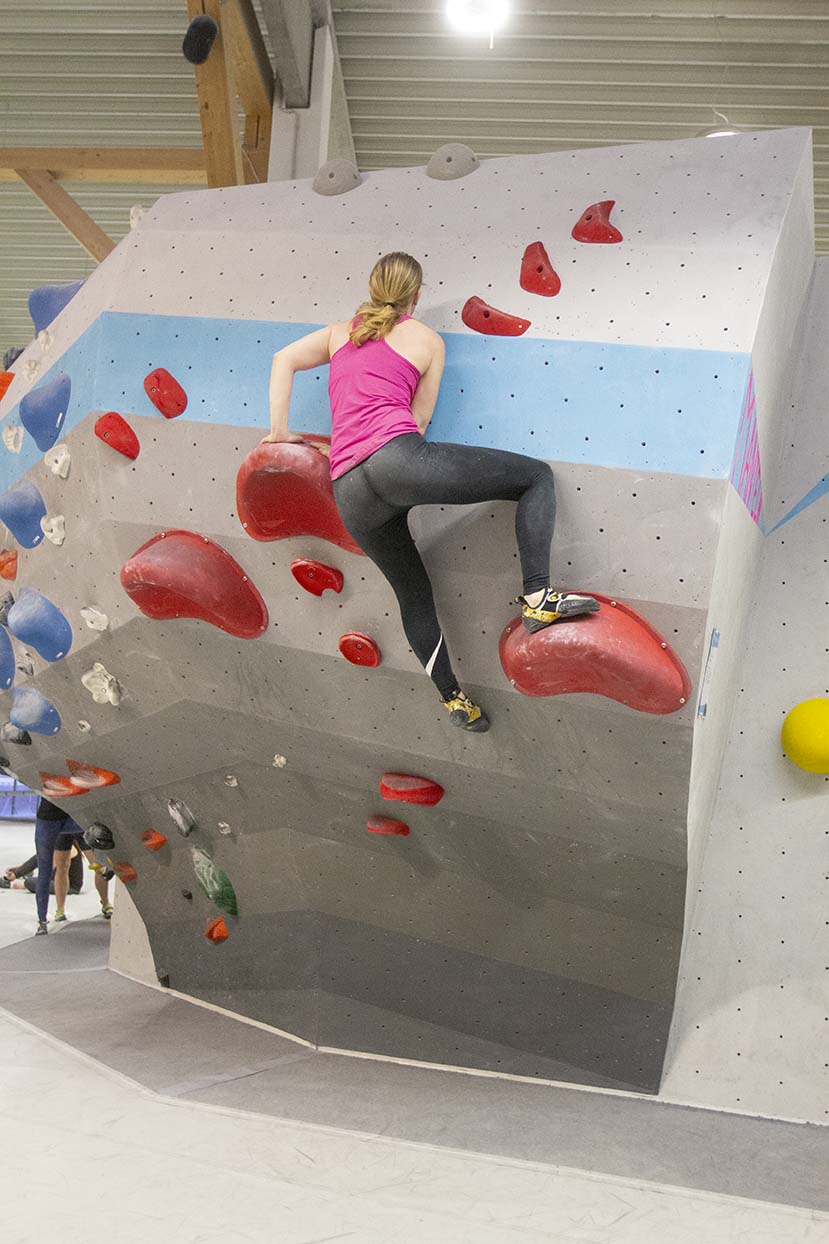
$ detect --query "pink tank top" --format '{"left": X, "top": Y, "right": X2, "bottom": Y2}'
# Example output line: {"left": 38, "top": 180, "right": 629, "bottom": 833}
{"left": 328, "top": 316, "right": 421, "bottom": 480}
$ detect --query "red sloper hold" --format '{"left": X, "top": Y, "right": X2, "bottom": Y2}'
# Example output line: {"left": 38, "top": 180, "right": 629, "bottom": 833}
{"left": 144, "top": 368, "right": 188, "bottom": 418}
{"left": 339, "top": 632, "right": 381, "bottom": 667}
{"left": 237, "top": 438, "right": 364, "bottom": 555}
{"left": 40, "top": 772, "right": 86, "bottom": 798}
{"left": 205, "top": 917, "right": 229, "bottom": 943}
{"left": 290, "top": 558, "right": 344, "bottom": 597}
{"left": 121, "top": 530, "right": 268, "bottom": 639}
{"left": 499, "top": 592, "right": 690, "bottom": 715}
{"left": 66, "top": 759, "right": 121, "bottom": 789}
{"left": 0, "top": 550, "right": 17, "bottom": 580}
{"left": 571, "top": 200, "right": 623, "bottom": 244}
{"left": 462, "top": 297, "right": 531, "bottom": 337}
{"left": 0, "top": 372, "right": 14, "bottom": 401}
{"left": 520, "top": 242, "right": 561, "bottom": 297}
{"left": 141, "top": 830, "right": 167, "bottom": 851}
{"left": 380, "top": 773, "right": 445, "bottom": 806}
{"left": 94, "top": 412, "right": 140, "bottom": 460}
{"left": 114, "top": 863, "right": 137, "bottom": 884}
{"left": 367, "top": 816, "right": 410, "bottom": 837}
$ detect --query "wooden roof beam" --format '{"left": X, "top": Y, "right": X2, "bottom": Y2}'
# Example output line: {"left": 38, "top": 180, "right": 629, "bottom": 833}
{"left": 220, "top": 0, "right": 275, "bottom": 184}
{"left": 14, "top": 169, "right": 115, "bottom": 262}
{"left": 187, "top": 0, "right": 243, "bottom": 188}
{"left": 0, "top": 148, "right": 206, "bottom": 184}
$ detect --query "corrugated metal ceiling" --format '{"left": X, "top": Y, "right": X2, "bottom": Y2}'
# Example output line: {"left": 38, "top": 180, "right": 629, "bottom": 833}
{"left": 1, "top": 0, "right": 827, "bottom": 346}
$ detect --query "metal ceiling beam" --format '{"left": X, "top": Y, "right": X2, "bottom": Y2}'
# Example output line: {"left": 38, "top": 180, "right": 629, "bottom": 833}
{"left": 258, "top": 0, "right": 314, "bottom": 107}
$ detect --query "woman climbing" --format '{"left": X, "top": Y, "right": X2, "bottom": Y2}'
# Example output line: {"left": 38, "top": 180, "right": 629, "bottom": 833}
{"left": 263, "top": 252, "right": 598, "bottom": 732}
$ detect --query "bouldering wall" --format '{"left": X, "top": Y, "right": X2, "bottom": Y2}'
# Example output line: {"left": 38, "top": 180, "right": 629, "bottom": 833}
{"left": 0, "top": 128, "right": 817, "bottom": 1103}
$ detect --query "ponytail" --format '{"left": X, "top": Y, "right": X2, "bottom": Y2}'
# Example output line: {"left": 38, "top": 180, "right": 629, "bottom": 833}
{"left": 349, "top": 252, "right": 422, "bottom": 347}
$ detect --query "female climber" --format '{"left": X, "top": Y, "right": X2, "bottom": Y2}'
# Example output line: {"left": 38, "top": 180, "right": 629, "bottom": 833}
{"left": 262, "top": 251, "right": 598, "bottom": 732}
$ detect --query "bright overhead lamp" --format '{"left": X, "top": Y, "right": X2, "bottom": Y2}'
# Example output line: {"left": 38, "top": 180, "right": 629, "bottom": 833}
{"left": 697, "top": 110, "right": 742, "bottom": 138}
{"left": 445, "top": 0, "right": 511, "bottom": 38}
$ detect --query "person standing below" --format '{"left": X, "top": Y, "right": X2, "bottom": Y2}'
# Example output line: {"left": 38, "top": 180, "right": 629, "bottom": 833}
{"left": 33, "top": 797, "right": 112, "bottom": 936}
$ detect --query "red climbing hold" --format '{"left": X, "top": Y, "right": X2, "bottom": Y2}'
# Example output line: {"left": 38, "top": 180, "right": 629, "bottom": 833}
{"left": 144, "top": 368, "right": 187, "bottom": 418}
{"left": 205, "top": 916, "right": 229, "bottom": 943}
{"left": 339, "top": 632, "right": 381, "bottom": 667}
{"left": 114, "top": 863, "right": 137, "bottom": 884}
{"left": 0, "top": 372, "right": 14, "bottom": 401}
{"left": 290, "top": 558, "right": 344, "bottom": 597}
{"left": 141, "top": 830, "right": 167, "bottom": 851}
{"left": 499, "top": 592, "right": 691, "bottom": 714}
{"left": 120, "top": 530, "right": 269, "bottom": 639}
{"left": 0, "top": 550, "right": 17, "bottom": 581}
{"left": 237, "top": 439, "right": 364, "bottom": 555}
{"left": 520, "top": 242, "right": 561, "bottom": 297}
{"left": 462, "top": 297, "right": 530, "bottom": 337}
{"left": 94, "top": 412, "right": 140, "bottom": 460}
{"left": 571, "top": 200, "right": 623, "bottom": 244}
{"left": 40, "top": 772, "right": 85, "bottom": 798}
{"left": 380, "top": 773, "right": 445, "bottom": 806}
{"left": 66, "top": 759, "right": 121, "bottom": 789}
{"left": 367, "top": 816, "right": 410, "bottom": 837}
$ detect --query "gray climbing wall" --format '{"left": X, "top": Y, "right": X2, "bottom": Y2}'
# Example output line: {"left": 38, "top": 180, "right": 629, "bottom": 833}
{"left": 0, "top": 129, "right": 821, "bottom": 1110}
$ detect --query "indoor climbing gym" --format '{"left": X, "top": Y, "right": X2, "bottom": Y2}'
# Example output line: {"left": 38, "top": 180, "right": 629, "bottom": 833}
{"left": 0, "top": 2, "right": 827, "bottom": 1241}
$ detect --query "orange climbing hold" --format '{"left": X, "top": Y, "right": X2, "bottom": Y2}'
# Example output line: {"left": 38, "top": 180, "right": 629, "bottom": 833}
{"left": 141, "top": 830, "right": 167, "bottom": 851}
{"left": 205, "top": 916, "right": 229, "bottom": 943}
{"left": 39, "top": 772, "right": 85, "bottom": 798}
{"left": 0, "top": 550, "right": 17, "bottom": 581}
{"left": 114, "top": 863, "right": 138, "bottom": 884}
{"left": 120, "top": 529, "right": 269, "bottom": 639}
{"left": 380, "top": 773, "right": 445, "bottom": 806}
{"left": 0, "top": 372, "right": 14, "bottom": 401}
{"left": 520, "top": 242, "right": 561, "bottom": 297}
{"left": 499, "top": 592, "right": 690, "bottom": 714}
{"left": 462, "top": 296, "right": 530, "bottom": 337}
{"left": 571, "top": 200, "right": 623, "bottom": 244}
{"left": 290, "top": 558, "right": 344, "bottom": 596}
{"left": 367, "top": 816, "right": 410, "bottom": 837}
{"left": 144, "top": 368, "right": 187, "bottom": 418}
{"left": 339, "top": 632, "right": 381, "bottom": 667}
{"left": 66, "top": 759, "right": 121, "bottom": 789}
{"left": 94, "top": 412, "right": 140, "bottom": 460}
{"left": 237, "top": 438, "right": 364, "bottom": 554}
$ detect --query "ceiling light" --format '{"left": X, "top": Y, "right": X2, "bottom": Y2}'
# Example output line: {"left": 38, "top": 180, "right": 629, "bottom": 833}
{"left": 445, "top": 0, "right": 510, "bottom": 38}
{"left": 697, "top": 110, "right": 742, "bottom": 139}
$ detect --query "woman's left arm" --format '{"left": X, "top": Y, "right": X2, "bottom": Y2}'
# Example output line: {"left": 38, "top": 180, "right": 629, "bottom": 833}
{"left": 263, "top": 325, "right": 334, "bottom": 443}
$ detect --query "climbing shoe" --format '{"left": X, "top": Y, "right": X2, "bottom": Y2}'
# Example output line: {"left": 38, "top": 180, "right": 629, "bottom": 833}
{"left": 35, "top": 921, "right": 48, "bottom": 936}
{"left": 442, "top": 691, "right": 490, "bottom": 732}
{"left": 101, "top": 903, "right": 113, "bottom": 920}
{"left": 518, "top": 589, "right": 600, "bottom": 634}
{"left": 53, "top": 909, "right": 66, "bottom": 923}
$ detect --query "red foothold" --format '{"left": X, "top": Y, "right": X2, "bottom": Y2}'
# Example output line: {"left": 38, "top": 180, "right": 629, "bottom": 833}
{"left": 461, "top": 296, "right": 531, "bottom": 337}
{"left": 571, "top": 200, "right": 623, "bottom": 244}
{"left": 94, "top": 412, "right": 140, "bottom": 460}
{"left": 338, "top": 632, "right": 381, "bottom": 667}
{"left": 120, "top": 529, "right": 269, "bottom": 639}
{"left": 39, "top": 772, "right": 85, "bottom": 798}
{"left": 0, "top": 372, "right": 14, "bottom": 401}
{"left": 66, "top": 759, "right": 121, "bottom": 790}
{"left": 380, "top": 773, "right": 444, "bottom": 806}
{"left": 290, "top": 558, "right": 344, "bottom": 597}
{"left": 143, "top": 368, "right": 188, "bottom": 418}
{"left": 205, "top": 916, "right": 229, "bottom": 942}
{"left": 520, "top": 242, "right": 561, "bottom": 297}
{"left": 367, "top": 816, "right": 410, "bottom": 837}
{"left": 141, "top": 830, "right": 167, "bottom": 851}
{"left": 0, "top": 550, "right": 17, "bottom": 581}
{"left": 114, "top": 863, "right": 137, "bottom": 884}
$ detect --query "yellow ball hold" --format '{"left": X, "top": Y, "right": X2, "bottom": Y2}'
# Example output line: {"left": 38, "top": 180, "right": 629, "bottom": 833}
{"left": 781, "top": 698, "right": 829, "bottom": 774}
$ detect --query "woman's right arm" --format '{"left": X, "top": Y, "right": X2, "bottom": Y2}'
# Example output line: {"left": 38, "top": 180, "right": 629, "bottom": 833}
{"left": 410, "top": 332, "right": 445, "bottom": 434}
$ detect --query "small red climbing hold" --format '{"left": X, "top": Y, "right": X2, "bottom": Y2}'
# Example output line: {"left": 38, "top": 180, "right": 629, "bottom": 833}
{"left": 144, "top": 368, "right": 187, "bottom": 418}
{"left": 290, "top": 558, "right": 344, "bottom": 597}
{"left": 39, "top": 772, "right": 85, "bottom": 798}
{"left": 94, "top": 412, "right": 140, "bottom": 460}
{"left": 520, "top": 242, "right": 561, "bottom": 297}
{"left": 114, "top": 863, "right": 138, "bottom": 884}
{"left": 339, "top": 632, "right": 381, "bottom": 667}
{"left": 120, "top": 529, "right": 269, "bottom": 639}
{"left": 367, "top": 816, "right": 410, "bottom": 837}
{"left": 0, "top": 550, "right": 17, "bottom": 581}
{"left": 0, "top": 372, "right": 14, "bottom": 401}
{"left": 66, "top": 759, "right": 121, "bottom": 789}
{"left": 380, "top": 773, "right": 445, "bottom": 806}
{"left": 571, "top": 200, "right": 623, "bottom": 244}
{"left": 237, "top": 439, "right": 364, "bottom": 555}
{"left": 205, "top": 916, "right": 229, "bottom": 943}
{"left": 462, "top": 297, "right": 531, "bottom": 337}
{"left": 141, "top": 830, "right": 167, "bottom": 851}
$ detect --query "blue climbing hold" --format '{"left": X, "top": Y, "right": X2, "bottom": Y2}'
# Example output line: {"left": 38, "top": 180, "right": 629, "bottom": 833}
{"left": 0, "top": 482, "right": 47, "bottom": 548}
{"left": 10, "top": 687, "right": 61, "bottom": 735}
{"left": 19, "top": 372, "right": 71, "bottom": 452}
{"left": 28, "top": 280, "right": 85, "bottom": 336}
{"left": 0, "top": 628, "right": 14, "bottom": 691}
{"left": 7, "top": 589, "right": 72, "bottom": 661}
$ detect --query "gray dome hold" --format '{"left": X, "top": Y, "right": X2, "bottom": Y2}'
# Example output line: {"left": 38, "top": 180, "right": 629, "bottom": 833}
{"left": 312, "top": 159, "right": 362, "bottom": 197}
{"left": 426, "top": 143, "right": 479, "bottom": 181}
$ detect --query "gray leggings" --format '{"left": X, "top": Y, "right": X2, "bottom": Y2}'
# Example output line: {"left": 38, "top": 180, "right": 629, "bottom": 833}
{"left": 332, "top": 433, "right": 555, "bottom": 698}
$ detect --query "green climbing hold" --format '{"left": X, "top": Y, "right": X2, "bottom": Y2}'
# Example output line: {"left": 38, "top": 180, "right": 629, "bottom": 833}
{"left": 190, "top": 846, "right": 238, "bottom": 916}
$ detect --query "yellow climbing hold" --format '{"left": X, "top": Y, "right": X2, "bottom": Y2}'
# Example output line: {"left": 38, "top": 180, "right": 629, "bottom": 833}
{"left": 781, "top": 698, "right": 829, "bottom": 774}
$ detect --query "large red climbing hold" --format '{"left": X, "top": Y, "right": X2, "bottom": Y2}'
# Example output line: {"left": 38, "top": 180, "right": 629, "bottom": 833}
{"left": 290, "top": 558, "right": 344, "bottom": 597}
{"left": 0, "top": 372, "right": 14, "bottom": 401}
{"left": 499, "top": 592, "right": 691, "bottom": 714}
{"left": 367, "top": 816, "right": 410, "bottom": 837}
{"left": 39, "top": 772, "right": 85, "bottom": 798}
{"left": 205, "top": 917, "right": 229, "bottom": 943}
{"left": 141, "top": 830, "right": 167, "bottom": 851}
{"left": 571, "top": 200, "right": 623, "bottom": 244}
{"left": 520, "top": 242, "right": 561, "bottom": 297}
{"left": 120, "top": 530, "right": 269, "bottom": 639}
{"left": 66, "top": 759, "right": 121, "bottom": 789}
{"left": 114, "top": 863, "right": 137, "bottom": 884}
{"left": 339, "top": 632, "right": 381, "bottom": 667}
{"left": 380, "top": 773, "right": 445, "bottom": 806}
{"left": 0, "top": 550, "right": 17, "bottom": 581}
{"left": 237, "top": 439, "right": 363, "bottom": 555}
{"left": 462, "top": 297, "right": 530, "bottom": 337}
{"left": 144, "top": 368, "right": 187, "bottom": 418}
{"left": 94, "top": 412, "right": 140, "bottom": 460}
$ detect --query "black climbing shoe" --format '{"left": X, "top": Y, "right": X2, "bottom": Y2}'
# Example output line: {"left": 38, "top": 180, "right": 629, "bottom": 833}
{"left": 35, "top": 921, "right": 48, "bottom": 936}
{"left": 182, "top": 15, "right": 218, "bottom": 65}
{"left": 518, "top": 589, "right": 600, "bottom": 634}
{"left": 442, "top": 691, "right": 490, "bottom": 732}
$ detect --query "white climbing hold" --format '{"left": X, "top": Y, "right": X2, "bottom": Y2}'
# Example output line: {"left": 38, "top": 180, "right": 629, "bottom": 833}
{"left": 168, "top": 797, "right": 197, "bottom": 837}
{"left": 80, "top": 606, "right": 109, "bottom": 632}
{"left": 23, "top": 359, "right": 40, "bottom": 385}
{"left": 426, "top": 143, "right": 479, "bottom": 181}
{"left": 16, "top": 653, "right": 34, "bottom": 677}
{"left": 272, "top": 754, "right": 287, "bottom": 768}
{"left": 45, "top": 443, "right": 71, "bottom": 478}
{"left": 37, "top": 329, "right": 53, "bottom": 353}
{"left": 312, "top": 159, "right": 362, "bottom": 197}
{"left": 2, "top": 425, "right": 23, "bottom": 454}
{"left": 77, "top": 720, "right": 91, "bottom": 733}
{"left": 40, "top": 514, "right": 66, "bottom": 546}
{"left": 224, "top": 775, "right": 238, "bottom": 787}
{"left": 217, "top": 822, "right": 232, "bottom": 836}
{"left": 129, "top": 204, "right": 146, "bottom": 230}
{"left": 81, "top": 662, "right": 123, "bottom": 706}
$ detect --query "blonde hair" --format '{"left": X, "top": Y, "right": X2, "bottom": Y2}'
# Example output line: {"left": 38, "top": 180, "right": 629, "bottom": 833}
{"left": 349, "top": 252, "right": 423, "bottom": 347}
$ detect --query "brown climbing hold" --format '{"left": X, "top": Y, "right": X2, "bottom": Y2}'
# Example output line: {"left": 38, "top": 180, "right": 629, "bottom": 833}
{"left": 144, "top": 368, "right": 187, "bottom": 418}
{"left": 290, "top": 558, "right": 344, "bottom": 597}
{"left": 461, "top": 297, "right": 531, "bottom": 337}
{"left": 0, "top": 551, "right": 17, "bottom": 581}
{"left": 380, "top": 773, "right": 445, "bottom": 806}
{"left": 520, "top": 242, "right": 561, "bottom": 297}
{"left": 114, "top": 863, "right": 137, "bottom": 884}
{"left": 338, "top": 632, "right": 381, "bottom": 667}
{"left": 367, "top": 816, "right": 410, "bottom": 837}
{"left": 205, "top": 917, "right": 229, "bottom": 943}
{"left": 66, "top": 759, "right": 121, "bottom": 789}
{"left": 571, "top": 200, "right": 623, "bottom": 244}
{"left": 141, "top": 830, "right": 167, "bottom": 851}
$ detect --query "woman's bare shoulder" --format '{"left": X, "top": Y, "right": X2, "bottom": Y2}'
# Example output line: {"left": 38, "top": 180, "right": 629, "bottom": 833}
{"left": 328, "top": 319, "right": 354, "bottom": 353}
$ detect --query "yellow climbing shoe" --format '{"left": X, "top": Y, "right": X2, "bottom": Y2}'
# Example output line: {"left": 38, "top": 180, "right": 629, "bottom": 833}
{"left": 442, "top": 691, "right": 490, "bottom": 732}
{"left": 518, "top": 589, "right": 600, "bottom": 633}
